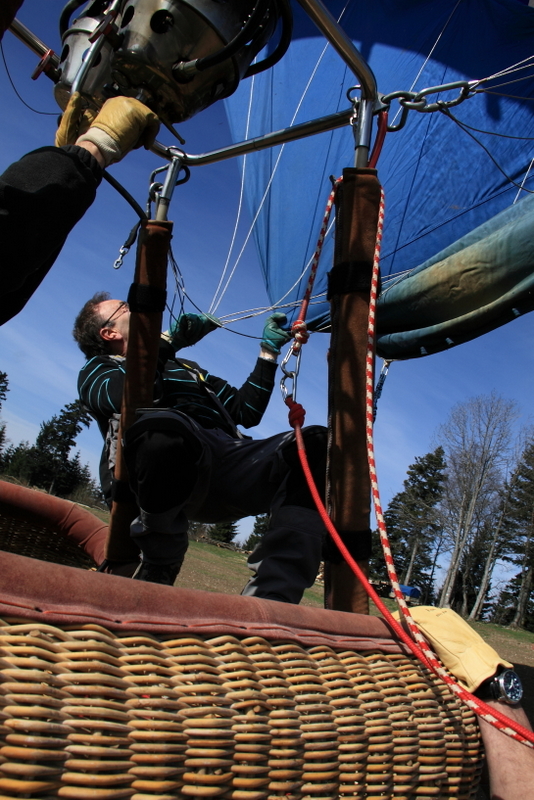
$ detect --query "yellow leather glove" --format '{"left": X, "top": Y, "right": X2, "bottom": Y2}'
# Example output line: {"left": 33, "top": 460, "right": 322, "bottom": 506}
{"left": 75, "top": 96, "right": 160, "bottom": 166}
{"left": 55, "top": 92, "right": 98, "bottom": 147}
{"left": 393, "top": 606, "right": 512, "bottom": 692}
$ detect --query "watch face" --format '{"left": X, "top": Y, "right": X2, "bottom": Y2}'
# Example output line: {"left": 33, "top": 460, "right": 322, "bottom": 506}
{"left": 499, "top": 670, "right": 523, "bottom": 704}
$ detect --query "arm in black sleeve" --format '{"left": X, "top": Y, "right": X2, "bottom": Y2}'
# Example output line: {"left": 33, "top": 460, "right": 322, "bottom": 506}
{"left": 78, "top": 341, "right": 170, "bottom": 431}
{"left": 78, "top": 356, "right": 126, "bottom": 427}
{"left": 204, "top": 357, "right": 278, "bottom": 428}
{"left": 0, "top": 145, "right": 102, "bottom": 324}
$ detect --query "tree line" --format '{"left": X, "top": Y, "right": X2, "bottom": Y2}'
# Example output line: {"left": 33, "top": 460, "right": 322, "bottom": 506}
{"left": 0, "top": 369, "right": 264, "bottom": 538}
{"left": 241, "top": 393, "right": 534, "bottom": 630}
{"left": 0, "top": 371, "right": 103, "bottom": 505}
{"left": 369, "top": 392, "right": 534, "bottom": 630}
{"left": 188, "top": 515, "right": 269, "bottom": 547}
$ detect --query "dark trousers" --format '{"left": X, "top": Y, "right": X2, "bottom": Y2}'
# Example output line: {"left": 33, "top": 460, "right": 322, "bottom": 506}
{"left": 123, "top": 409, "right": 327, "bottom": 603}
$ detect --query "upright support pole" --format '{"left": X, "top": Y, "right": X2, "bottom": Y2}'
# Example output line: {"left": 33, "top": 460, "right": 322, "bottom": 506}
{"left": 324, "top": 167, "right": 381, "bottom": 613}
{"left": 105, "top": 219, "right": 173, "bottom": 562}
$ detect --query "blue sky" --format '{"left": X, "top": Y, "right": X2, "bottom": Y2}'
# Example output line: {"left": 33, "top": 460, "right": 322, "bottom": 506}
{"left": 0, "top": 0, "right": 532, "bottom": 547}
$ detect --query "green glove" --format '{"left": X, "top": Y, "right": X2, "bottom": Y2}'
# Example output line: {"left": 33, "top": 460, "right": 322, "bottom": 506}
{"left": 165, "top": 312, "right": 221, "bottom": 350}
{"left": 261, "top": 312, "right": 292, "bottom": 355}
{"left": 393, "top": 606, "right": 512, "bottom": 692}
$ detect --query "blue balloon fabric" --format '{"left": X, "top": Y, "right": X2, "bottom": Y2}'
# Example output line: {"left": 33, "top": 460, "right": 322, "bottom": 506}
{"left": 224, "top": 0, "right": 534, "bottom": 357}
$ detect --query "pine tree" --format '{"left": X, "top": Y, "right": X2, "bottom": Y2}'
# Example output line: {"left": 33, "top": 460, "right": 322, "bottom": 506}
{"left": 369, "top": 501, "right": 407, "bottom": 584}
{"left": 369, "top": 447, "right": 446, "bottom": 602}
{"left": 0, "top": 371, "right": 8, "bottom": 407}
{"left": 35, "top": 401, "right": 92, "bottom": 464}
{"left": 208, "top": 520, "right": 239, "bottom": 544}
{"left": 498, "top": 435, "right": 534, "bottom": 628}
{"left": 2, "top": 400, "right": 94, "bottom": 498}
{"left": 1, "top": 441, "right": 32, "bottom": 483}
{"left": 243, "top": 514, "right": 269, "bottom": 550}
{"left": 490, "top": 573, "right": 534, "bottom": 631}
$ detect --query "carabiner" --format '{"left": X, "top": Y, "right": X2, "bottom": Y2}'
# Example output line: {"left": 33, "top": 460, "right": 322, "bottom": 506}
{"left": 279, "top": 345, "right": 301, "bottom": 403}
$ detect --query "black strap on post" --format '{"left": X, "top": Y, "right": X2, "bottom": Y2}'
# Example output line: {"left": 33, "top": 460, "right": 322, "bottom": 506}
{"left": 323, "top": 529, "right": 373, "bottom": 563}
{"left": 127, "top": 283, "right": 167, "bottom": 313}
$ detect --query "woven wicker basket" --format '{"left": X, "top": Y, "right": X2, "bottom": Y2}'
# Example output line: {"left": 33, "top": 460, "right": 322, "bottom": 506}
{"left": 0, "top": 480, "right": 107, "bottom": 569}
{"left": 0, "top": 549, "right": 484, "bottom": 800}
{"left": 0, "top": 619, "right": 483, "bottom": 800}
{"left": 0, "top": 482, "right": 484, "bottom": 799}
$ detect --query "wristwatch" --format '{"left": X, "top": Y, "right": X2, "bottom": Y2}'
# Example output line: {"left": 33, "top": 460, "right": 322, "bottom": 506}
{"left": 474, "top": 669, "right": 523, "bottom": 705}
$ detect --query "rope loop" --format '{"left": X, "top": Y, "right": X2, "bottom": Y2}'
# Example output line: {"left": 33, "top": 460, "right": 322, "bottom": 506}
{"left": 290, "top": 320, "right": 310, "bottom": 352}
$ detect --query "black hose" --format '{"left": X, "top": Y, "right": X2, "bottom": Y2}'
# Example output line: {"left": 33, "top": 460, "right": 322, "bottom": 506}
{"left": 195, "top": 0, "right": 269, "bottom": 72}
{"left": 244, "top": 0, "right": 293, "bottom": 78}
{"left": 102, "top": 170, "right": 147, "bottom": 220}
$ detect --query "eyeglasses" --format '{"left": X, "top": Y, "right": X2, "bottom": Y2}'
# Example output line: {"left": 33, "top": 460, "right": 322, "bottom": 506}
{"left": 100, "top": 301, "right": 129, "bottom": 330}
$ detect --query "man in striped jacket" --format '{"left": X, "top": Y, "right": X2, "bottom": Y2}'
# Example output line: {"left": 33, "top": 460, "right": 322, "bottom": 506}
{"left": 74, "top": 293, "right": 327, "bottom": 601}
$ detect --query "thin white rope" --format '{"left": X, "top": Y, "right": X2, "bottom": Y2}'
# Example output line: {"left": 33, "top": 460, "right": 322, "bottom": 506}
{"left": 209, "top": 1, "right": 352, "bottom": 315}
{"left": 472, "top": 55, "right": 534, "bottom": 87}
{"left": 474, "top": 73, "right": 534, "bottom": 95}
{"left": 390, "top": 0, "right": 464, "bottom": 126}
{"left": 212, "top": 213, "right": 335, "bottom": 325}
{"left": 513, "top": 155, "right": 534, "bottom": 203}
{"left": 219, "top": 292, "right": 327, "bottom": 324}
{"left": 208, "top": 77, "right": 256, "bottom": 314}
{"left": 378, "top": 268, "right": 416, "bottom": 298}
{"left": 271, "top": 217, "right": 335, "bottom": 309}
{"left": 209, "top": 45, "right": 331, "bottom": 314}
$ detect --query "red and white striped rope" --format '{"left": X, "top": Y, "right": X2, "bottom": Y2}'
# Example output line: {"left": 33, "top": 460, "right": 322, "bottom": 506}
{"left": 364, "top": 188, "right": 534, "bottom": 747}
{"left": 291, "top": 178, "right": 342, "bottom": 350}
{"left": 291, "top": 110, "right": 387, "bottom": 344}
{"left": 366, "top": 190, "right": 418, "bottom": 627}
{"left": 287, "top": 183, "right": 534, "bottom": 748}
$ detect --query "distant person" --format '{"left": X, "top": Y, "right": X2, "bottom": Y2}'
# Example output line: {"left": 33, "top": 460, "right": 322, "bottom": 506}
{"left": 74, "top": 294, "right": 328, "bottom": 599}
{"left": 0, "top": 92, "right": 159, "bottom": 324}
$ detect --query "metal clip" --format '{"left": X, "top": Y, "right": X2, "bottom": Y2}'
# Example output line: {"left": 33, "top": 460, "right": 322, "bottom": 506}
{"left": 381, "top": 90, "right": 416, "bottom": 132}
{"left": 147, "top": 182, "right": 163, "bottom": 217}
{"left": 279, "top": 345, "right": 302, "bottom": 403}
{"left": 113, "top": 246, "right": 128, "bottom": 270}
{"left": 346, "top": 85, "right": 361, "bottom": 132}
{"left": 382, "top": 80, "right": 476, "bottom": 131}
{"left": 373, "top": 359, "right": 392, "bottom": 421}
{"left": 113, "top": 220, "right": 142, "bottom": 269}
{"left": 399, "top": 80, "right": 474, "bottom": 113}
